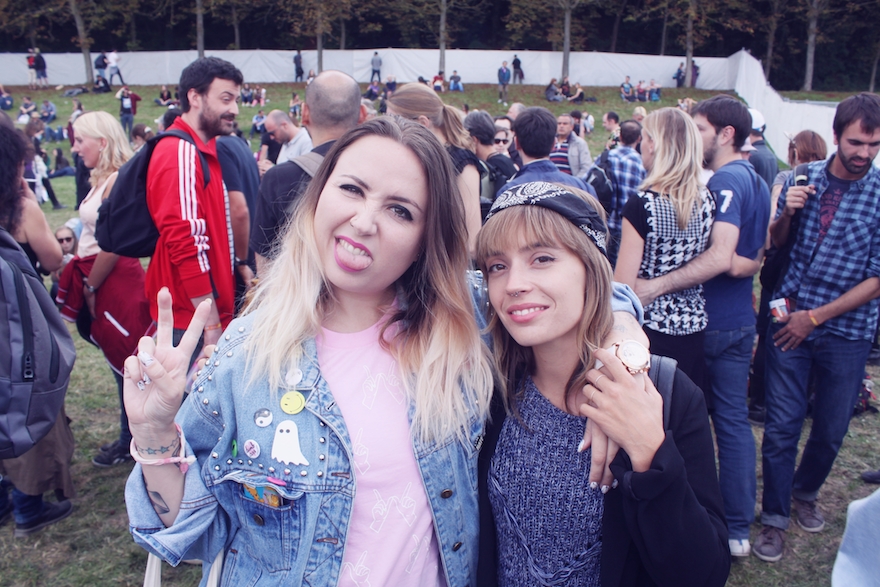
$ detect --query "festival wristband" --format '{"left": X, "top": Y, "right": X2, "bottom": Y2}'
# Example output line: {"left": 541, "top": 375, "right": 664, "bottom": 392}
{"left": 130, "top": 423, "right": 196, "bottom": 473}
{"left": 204, "top": 322, "right": 223, "bottom": 331}
{"left": 808, "top": 310, "right": 820, "bottom": 327}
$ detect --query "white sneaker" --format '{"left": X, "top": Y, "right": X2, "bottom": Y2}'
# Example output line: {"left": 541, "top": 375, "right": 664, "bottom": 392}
{"left": 729, "top": 538, "right": 751, "bottom": 557}
{"left": 497, "top": 99, "right": 502, "bottom": 103}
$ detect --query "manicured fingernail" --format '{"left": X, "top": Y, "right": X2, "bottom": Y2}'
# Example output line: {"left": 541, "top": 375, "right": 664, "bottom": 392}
{"left": 138, "top": 351, "right": 155, "bottom": 367}
{"left": 601, "top": 485, "right": 610, "bottom": 494}
{"left": 577, "top": 439, "right": 587, "bottom": 453}
{"left": 589, "top": 482, "right": 598, "bottom": 491}
{"left": 612, "top": 479, "right": 619, "bottom": 489}
{"left": 136, "top": 380, "right": 145, "bottom": 391}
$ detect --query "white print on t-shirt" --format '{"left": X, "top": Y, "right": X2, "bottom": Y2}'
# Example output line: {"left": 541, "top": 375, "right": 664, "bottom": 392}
{"left": 343, "top": 551, "right": 372, "bottom": 587}
{"left": 369, "top": 482, "right": 417, "bottom": 532}
{"left": 352, "top": 428, "right": 371, "bottom": 475}
{"left": 719, "top": 189, "right": 734, "bottom": 213}
{"left": 405, "top": 534, "right": 431, "bottom": 574}
{"left": 361, "top": 362, "right": 404, "bottom": 409}
{"left": 271, "top": 420, "right": 309, "bottom": 465}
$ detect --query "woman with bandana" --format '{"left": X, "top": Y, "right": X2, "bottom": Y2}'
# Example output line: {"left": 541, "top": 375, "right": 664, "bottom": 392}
{"left": 475, "top": 182, "right": 729, "bottom": 587}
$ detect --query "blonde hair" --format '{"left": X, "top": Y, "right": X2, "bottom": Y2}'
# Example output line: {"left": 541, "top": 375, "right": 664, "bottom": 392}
{"left": 475, "top": 203, "right": 613, "bottom": 411}
{"left": 72, "top": 111, "right": 133, "bottom": 187}
{"left": 639, "top": 107, "right": 704, "bottom": 229}
{"left": 387, "top": 83, "right": 473, "bottom": 151}
{"left": 244, "top": 117, "right": 493, "bottom": 444}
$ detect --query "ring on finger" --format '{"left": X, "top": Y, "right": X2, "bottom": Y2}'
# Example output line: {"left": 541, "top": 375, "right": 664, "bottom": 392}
{"left": 589, "top": 387, "right": 598, "bottom": 405}
{"left": 594, "top": 374, "right": 606, "bottom": 387}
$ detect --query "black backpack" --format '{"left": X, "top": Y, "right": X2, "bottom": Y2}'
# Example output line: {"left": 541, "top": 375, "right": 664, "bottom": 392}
{"left": 95, "top": 129, "right": 210, "bottom": 258}
{"left": 94, "top": 54, "right": 107, "bottom": 69}
{"left": 585, "top": 149, "right": 615, "bottom": 215}
{"left": 1, "top": 228, "right": 76, "bottom": 459}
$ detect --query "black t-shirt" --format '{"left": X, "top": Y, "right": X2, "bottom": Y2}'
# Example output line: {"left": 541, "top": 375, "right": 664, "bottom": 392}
{"left": 446, "top": 145, "right": 480, "bottom": 175}
{"left": 260, "top": 131, "right": 281, "bottom": 164}
{"left": 217, "top": 136, "right": 260, "bottom": 214}
{"left": 622, "top": 190, "right": 650, "bottom": 238}
{"left": 250, "top": 141, "right": 335, "bottom": 259}
{"left": 486, "top": 154, "right": 518, "bottom": 192}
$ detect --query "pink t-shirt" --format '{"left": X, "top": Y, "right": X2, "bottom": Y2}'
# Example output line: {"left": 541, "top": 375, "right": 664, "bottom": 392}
{"left": 317, "top": 320, "right": 445, "bottom": 587}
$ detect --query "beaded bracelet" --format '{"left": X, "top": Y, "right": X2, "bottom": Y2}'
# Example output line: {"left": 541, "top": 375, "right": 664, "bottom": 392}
{"left": 130, "top": 423, "right": 197, "bottom": 474}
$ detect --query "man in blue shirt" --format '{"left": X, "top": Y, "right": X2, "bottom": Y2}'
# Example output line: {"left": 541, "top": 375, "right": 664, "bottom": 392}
{"left": 633, "top": 95, "right": 771, "bottom": 560}
{"left": 497, "top": 61, "right": 511, "bottom": 106}
{"left": 754, "top": 93, "right": 880, "bottom": 563}
{"left": 498, "top": 107, "right": 594, "bottom": 198}
{"left": 605, "top": 119, "right": 645, "bottom": 265}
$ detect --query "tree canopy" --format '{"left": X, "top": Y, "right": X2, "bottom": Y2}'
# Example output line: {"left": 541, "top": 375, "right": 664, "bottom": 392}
{"left": 1, "top": 0, "right": 877, "bottom": 91}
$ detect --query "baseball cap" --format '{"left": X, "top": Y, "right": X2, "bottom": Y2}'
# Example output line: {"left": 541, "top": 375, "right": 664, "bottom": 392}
{"left": 749, "top": 108, "right": 766, "bottom": 132}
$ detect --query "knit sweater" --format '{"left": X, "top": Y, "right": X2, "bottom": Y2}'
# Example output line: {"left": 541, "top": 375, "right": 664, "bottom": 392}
{"left": 489, "top": 378, "right": 603, "bottom": 587}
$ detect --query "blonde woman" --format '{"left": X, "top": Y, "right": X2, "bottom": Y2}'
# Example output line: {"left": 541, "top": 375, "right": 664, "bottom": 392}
{"left": 613, "top": 108, "right": 714, "bottom": 385}
{"left": 122, "top": 117, "right": 494, "bottom": 587}
{"left": 58, "top": 111, "right": 153, "bottom": 467}
{"left": 386, "top": 83, "right": 483, "bottom": 254}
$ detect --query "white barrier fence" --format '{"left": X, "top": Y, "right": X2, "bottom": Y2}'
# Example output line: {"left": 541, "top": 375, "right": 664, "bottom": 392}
{"left": 2, "top": 47, "right": 865, "bottom": 163}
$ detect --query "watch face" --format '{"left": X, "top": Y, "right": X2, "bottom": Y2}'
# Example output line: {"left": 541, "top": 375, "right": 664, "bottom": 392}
{"left": 618, "top": 340, "right": 649, "bottom": 369}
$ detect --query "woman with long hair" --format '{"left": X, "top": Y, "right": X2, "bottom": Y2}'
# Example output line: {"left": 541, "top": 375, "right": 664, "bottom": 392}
{"left": 613, "top": 108, "right": 714, "bottom": 385}
{"left": 475, "top": 181, "right": 729, "bottom": 586}
{"left": 386, "top": 83, "right": 483, "bottom": 254}
{"left": 58, "top": 111, "right": 153, "bottom": 468}
{"left": 0, "top": 120, "right": 75, "bottom": 537}
{"left": 122, "top": 117, "right": 495, "bottom": 586}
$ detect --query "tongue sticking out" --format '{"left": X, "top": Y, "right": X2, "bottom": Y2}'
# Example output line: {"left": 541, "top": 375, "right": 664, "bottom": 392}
{"left": 336, "top": 239, "right": 373, "bottom": 271}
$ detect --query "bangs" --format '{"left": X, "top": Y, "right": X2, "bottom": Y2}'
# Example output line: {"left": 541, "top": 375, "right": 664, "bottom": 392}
{"left": 476, "top": 205, "right": 582, "bottom": 268}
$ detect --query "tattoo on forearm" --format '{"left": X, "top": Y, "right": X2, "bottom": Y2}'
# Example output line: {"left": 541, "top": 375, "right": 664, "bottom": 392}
{"left": 137, "top": 438, "right": 181, "bottom": 457}
{"left": 146, "top": 482, "right": 171, "bottom": 515}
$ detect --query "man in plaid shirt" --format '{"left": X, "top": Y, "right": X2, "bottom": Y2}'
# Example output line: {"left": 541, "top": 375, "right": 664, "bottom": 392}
{"left": 605, "top": 119, "right": 645, "bottom": 265}
{"left": 755, "top": 93, "right": 880, "bottom": 563}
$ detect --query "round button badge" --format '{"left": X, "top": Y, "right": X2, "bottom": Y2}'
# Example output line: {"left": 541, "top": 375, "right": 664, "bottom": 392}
{"left": 280, "top": 391, "right": 306, "bottom": 415}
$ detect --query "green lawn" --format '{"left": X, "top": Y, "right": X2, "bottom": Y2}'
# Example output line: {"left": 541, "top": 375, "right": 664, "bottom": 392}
{"left": 2, "top": 84, "right": 878, "bottom": 586}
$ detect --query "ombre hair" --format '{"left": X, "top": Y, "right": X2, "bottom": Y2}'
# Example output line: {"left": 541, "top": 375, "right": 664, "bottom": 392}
{"left": 72, "top": 111, "right": 133, "bottom": 187}
{"left": 244, "top": 116, "right": 493, "bottom": 443}
{"left": 475, "top": 201, "right": 614, "bottom": 412}
{"left": 639, "top": 107, "right": 705, "bottom": 229}
{"left": 387, "top": 83, "right": 473, "bottom": 152}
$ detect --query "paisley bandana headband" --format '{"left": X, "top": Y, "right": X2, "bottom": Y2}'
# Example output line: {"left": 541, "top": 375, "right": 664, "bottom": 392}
{"left": 484, "top": 181, "right": 608, "bottom": 257}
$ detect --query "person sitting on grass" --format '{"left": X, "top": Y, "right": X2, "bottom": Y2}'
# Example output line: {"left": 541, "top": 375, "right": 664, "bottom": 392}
{"left": 154, "top": 85, "right": 175, "bottom": 107}
{"left": 92, "top": 75, "right": 111, "bottom": 94}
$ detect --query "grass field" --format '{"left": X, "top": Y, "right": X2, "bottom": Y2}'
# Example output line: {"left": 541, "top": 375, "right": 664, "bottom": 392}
{"left": 2, "top": 83, "right": 879, "bottom": 586}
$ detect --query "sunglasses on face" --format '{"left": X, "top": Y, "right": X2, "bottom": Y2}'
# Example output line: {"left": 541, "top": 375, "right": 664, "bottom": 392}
{"left": 494, "top": 138, "right": 509, "bottom": 145}
{"left": 58, "top": 237, "right": 73, "bottom": 244}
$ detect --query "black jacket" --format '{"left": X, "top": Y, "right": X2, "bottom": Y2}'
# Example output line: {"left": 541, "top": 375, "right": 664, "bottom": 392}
{"left": 477, "top": 368, "right": 730, "bottom": 587}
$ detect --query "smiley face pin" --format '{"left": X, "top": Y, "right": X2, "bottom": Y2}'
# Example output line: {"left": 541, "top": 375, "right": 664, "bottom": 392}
{"left": 280, "top": 391, "right": 306, "bottom": 415}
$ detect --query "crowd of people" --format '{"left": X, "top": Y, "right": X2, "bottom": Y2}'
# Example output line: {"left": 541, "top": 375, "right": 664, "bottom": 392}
{"left": 2, "top": 52, "right": 880, "bottom": 587}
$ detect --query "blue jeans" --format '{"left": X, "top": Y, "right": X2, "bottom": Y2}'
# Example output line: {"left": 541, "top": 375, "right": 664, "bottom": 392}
{"left": 0, "top": 478, "right": 45, "bottom": 525}
{"left": 761, "top": 324, "right": 871, "bottom": 529}
{"left": 450, "top": 81, "right": 464, "bottom": 92}
{"left": 704, "top": 326, "right": 756, "bottom": 540}
{"left": 120, "top": 113, "right": 134, "bottom": 138}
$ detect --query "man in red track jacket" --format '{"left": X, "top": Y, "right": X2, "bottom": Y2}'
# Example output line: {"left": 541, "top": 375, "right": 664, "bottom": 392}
{"left": 145, "top": 57, "right": 243, "bottom": 360}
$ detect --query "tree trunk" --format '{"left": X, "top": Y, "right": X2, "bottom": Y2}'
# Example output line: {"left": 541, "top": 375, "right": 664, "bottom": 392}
{"left": 764, "top": 16, "right": 777, "bottom": 79}
{"left": 130, "top": 14, "right": 138, "bottom": 50}
{"left": 196, "top": 0, "right": 205, "bottom": 57}
{"left": 685, "top": 0, "right": 695, "bottom": 87}
{"left": 316, "top": 2, "right": 324, "bottom": 73}
{"left": 232, "top": 4, "right": 240, "bottom": 50}
{"left": 439, "top": 0, "right": 447, "bottom": 73}
{"left": 659, "top": 4, "right": 669, "bottom": 56}
{"left": 68, "top": 0, "right": 93, "bottom": 84}
{"left": 562, "top": 3, "right": 571, "bottom": 78}
{"left": 802, "top": 0, "right": 820, "bottom": 91}
{"left": 339, "top": 17, "right": 346, "bottom": 50}
{"left": 870, "top": 43, "right": 880, "bottom": 93}
{"left": 609, "top": 0, "right": 628, "bottom": 53}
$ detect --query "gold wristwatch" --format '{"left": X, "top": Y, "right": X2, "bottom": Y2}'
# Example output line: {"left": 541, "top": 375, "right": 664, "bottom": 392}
{"left": 609, "top": 340, "right": 651, "bottom": 374}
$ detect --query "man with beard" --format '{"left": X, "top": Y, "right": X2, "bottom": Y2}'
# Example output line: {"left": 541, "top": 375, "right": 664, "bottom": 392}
{"left": 145, "top": 57, "right": 243, "bottom": 363}
{"left": 752, "top": 93, "right": 880, "bottom": 563}
{"left": 632, "top": 95, "right": 770, "bottom": 561}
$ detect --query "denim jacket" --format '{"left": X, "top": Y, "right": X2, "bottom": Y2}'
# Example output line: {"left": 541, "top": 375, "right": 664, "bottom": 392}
{"left": 126, "top": 277, "right": 642, "bottom": 587}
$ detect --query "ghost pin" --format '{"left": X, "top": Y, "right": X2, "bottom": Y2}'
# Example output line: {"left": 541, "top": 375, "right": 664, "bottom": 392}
{"left": 271, "top": 420, "right": 310, "bottom": 466}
